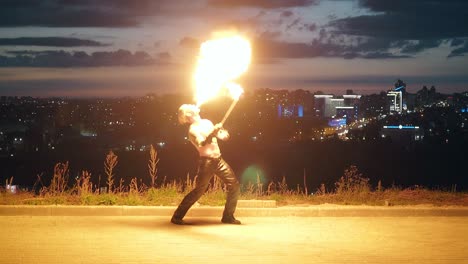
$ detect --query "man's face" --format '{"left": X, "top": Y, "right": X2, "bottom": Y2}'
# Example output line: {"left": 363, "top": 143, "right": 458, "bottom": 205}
{"left": 179, "top": 104, "right": 200, "bottom": 124}
{"left": 192, "top": 107, "right": 200, "bottom": 118}
{"left": 187, "top": 105, "right": 200, "bottom": 118}
{"left": 184, "top": 105, "right": 200, "bottom": 123}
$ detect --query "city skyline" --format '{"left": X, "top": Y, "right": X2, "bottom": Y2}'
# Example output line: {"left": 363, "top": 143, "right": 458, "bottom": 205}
{"left": 1, "top": 0, "right": 467, "bottom": 97}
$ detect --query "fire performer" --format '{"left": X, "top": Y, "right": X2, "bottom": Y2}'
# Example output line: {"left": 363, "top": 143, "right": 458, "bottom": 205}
{"left": 171, "top": 32, "right": 250, "bottom": 225}
{"left": 171, "top": 104, "right": 241, "bottom": 225}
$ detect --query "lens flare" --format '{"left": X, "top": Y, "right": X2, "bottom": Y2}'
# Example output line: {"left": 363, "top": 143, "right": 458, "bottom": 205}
{"left": 241, "top": 165, "right": 267, "bottom": 186}
{"left": 193, "top": 33, "right": 251, "bottom": 106}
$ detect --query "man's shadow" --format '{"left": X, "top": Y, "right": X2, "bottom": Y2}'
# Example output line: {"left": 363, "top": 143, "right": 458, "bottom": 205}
{"left": 113, "top": 217, "right": 220, "bottom": 227}
{"left": 111, "top": 217, "right": 239, "bottom": 241}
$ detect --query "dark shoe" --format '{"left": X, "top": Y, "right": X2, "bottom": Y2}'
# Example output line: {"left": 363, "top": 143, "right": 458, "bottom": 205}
{"left": 171, "top": 217, "right": 186, "bottom": 225}
{"left": 221, "top": 216, "right": 241, "bottom": 225}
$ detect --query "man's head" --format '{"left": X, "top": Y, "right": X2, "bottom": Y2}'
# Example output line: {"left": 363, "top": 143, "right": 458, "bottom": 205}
{"left": 178, "top": 104, "right": 200, "bottom": 124}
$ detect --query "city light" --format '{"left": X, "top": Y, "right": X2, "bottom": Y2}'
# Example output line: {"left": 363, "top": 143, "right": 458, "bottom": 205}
{"left": 383, "top": 125, "right": 420, "bottom": 129}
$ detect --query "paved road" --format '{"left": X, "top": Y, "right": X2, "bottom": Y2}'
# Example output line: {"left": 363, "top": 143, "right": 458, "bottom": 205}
{"left": 1, "top": 216, "right": 466, "bottom": 264}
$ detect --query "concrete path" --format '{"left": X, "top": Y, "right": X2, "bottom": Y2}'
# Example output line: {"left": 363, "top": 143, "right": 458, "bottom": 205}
{"left": 1, "top": 204, "right": 467, "bottom": 217}
{"left": 1, "top": 216, "right": 466, "bottom": 264}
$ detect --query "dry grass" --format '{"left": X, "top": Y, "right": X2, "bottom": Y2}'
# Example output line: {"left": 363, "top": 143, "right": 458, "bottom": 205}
{"left": 148, "top": 144, "right": 158, "bottom": 188}
{"left": 1, "top": 182, "right": 467, "bottom": 207}
{"left": 104, "top": 150, "right": 118, "bottom": 193}
{"left": 1, "top": 154, "right": 467, "bottom": 207}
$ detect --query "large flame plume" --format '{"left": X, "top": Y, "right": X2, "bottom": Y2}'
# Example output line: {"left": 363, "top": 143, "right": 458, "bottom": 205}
{"left": 193, "top": 33, "right": 251, "bottom": 106}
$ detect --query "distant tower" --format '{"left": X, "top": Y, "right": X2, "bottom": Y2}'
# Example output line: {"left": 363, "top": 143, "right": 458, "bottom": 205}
{"left": 387, "top": 79, "right": 406, "bottom": 113}
{"left": 387, "top": 91, "right": 402, "bottom": 113}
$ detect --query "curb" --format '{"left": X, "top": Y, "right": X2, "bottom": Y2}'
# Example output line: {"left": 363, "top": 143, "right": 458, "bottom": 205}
{"left": 1, "top": 205, "right": 467, "bottom": 217}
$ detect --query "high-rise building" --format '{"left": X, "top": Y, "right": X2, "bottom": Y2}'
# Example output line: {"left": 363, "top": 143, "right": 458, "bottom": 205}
{"left": 314, "top": 94, "right": 361, "bottom": 119}
{"left": 387, "top": 79, "right": 407, "bottom": 113}
{"left": 313, "top": 95, "right": 333, "bottom": 117}
{"left": 326, "top": 98, "right": 344, "bottom": 117}
{"left": 387, "top": 90, "right": 403, "bottom": 113}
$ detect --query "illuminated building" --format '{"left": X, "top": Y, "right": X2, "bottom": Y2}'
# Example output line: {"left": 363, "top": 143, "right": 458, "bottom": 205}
{"left": 336, "top": 106, "right": 356, "bottom": 121}
{"left": 314, "top": 94, "right": 361, "bottom": 119}
{"left": 341, "top": 94, "right": 361, "bottom": 121}
{"left": 387, "top": 79, "right": 407, "bottom": 113}
{"left": 387, "top": 90, "right": 403, "bottom": 113}
{"left": 328, "top": 118, "right": 346, "bottom": 127}
{"left": 327, "top": 98, "right": 344, "bottom": 117}
{"left": 313, "top": 95, "right": 333, "bottom": 117}
{"left": 277, "top": 104, "right": 304, "bottom": 118}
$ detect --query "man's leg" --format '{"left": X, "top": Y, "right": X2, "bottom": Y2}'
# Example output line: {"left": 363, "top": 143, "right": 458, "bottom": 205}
{"left": 171, "top": 160, "right": 213, "bottom": 224}
{"left": 216, "top": 158, "right": 241, "bottom": 224}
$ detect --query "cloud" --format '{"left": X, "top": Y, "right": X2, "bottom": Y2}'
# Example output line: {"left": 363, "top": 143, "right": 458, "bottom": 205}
{"left": 450, "top": 38, "right": 465, "bottom": 47}
{"left": 157, "top": 52, "right": 172, "bottom": 62}
{"left": 399, "top": 39, "right": 443, "bottom": 54}
{"left": 179, "top": 37, "right": 200, "bottom": 49}
{"left": 448, "top": 41, "right": 468, "bottom": 57}
{"left": 207, "top": 0, "right": 318, "bottom": 8}
{"left": 254, "top": 37, "right": 409, "bottom": 60}
{"left": 327, "top": 0, "right": 468, "bottom": 57}
{"left": 0, "top": 0, "right": 165, "bottom": 27}
{"left": 286, "top": 18, "right": 302, "bottom": 30}
{"left": 0, "top": 49, "right": 166, "bottom": 67}
{"left": 343, "top": 52, "right": 410, "bottom": 59}
{"left": 259, "top": 31, "right": 283, "bottom": 40}
{"left": 305, "top": 23, "right": 317, "bottom": 32}
{"left": 0, "top": 37, "right": 108, "bottom": 47}
{"left": 280, "top": 11, "right": 294, "bottom": 17}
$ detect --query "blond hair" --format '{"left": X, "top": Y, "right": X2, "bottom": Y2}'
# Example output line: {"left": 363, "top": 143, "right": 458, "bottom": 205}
{"left": 178, "top": 104, "right": 199, "bottom": 124}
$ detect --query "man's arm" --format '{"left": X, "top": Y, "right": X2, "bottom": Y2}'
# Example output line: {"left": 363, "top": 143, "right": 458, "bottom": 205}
{"left": 189, "top": 123, "right": 222, "bottom": 147}
{"left": 200, "top": 123, "right": 223, "bottom": 146}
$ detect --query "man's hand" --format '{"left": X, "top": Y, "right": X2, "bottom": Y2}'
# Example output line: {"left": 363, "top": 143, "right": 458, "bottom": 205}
{"left": 213, "top": 123, "right": 223, "bottom": 133}
{"left": 217, "top": 128, "right": 230, "bottom": 141}
{"left": 201, "top": 123, "right": 223, "bottom": 146}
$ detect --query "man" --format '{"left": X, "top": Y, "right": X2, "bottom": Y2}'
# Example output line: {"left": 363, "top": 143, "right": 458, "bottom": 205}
{"left": 171, "top": 104, "right": 241, "bottom": 225}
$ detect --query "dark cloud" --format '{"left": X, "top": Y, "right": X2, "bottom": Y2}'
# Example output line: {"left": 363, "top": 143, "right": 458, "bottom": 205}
{"left": 1, "top": 0, "right": 42, "bottom": 8}
{"left": 157, "top": 52, "right": 171, "bottom": 62}
{"left": 0, "top": 0, "right": 163, "bottom": 27}
{"left": 286, "top": 18, "right": 301, "bottom": 30}
{"left": 208, "top": 0, "right": 318, "bottom": 8}
{"left": 450, "top": 38, "right": 464, "bottom": 47}
{"left": 448, "top": 42, "right": 468, "bottom": 58}
{"left": 0, "top": 37, "right": 108, "bottom": 47}
{"left": 306, "top": 23, "right": 317, "bottom": 32}
{"left": 399, "top": 39, "right": 443, "bottom": 54}
{"left": 0, "top": 49, "right": 166, "bottom": 67}
{"left": 343, "top": 52, "right": 410, "bottom": 60}
{"left": 259, "top": 31, "right": 282, "bottom": 40}
{"left": 280, "top": 11, "right": 294, "bottom": 17}
{"left": 179, "top": 37, "right": 200, "bottom": 49}
{"left": 328, "top": 0, "right": 468, "bottom": 57}
{"left": 253, "top": 37, "right": 409, "bottom": 60}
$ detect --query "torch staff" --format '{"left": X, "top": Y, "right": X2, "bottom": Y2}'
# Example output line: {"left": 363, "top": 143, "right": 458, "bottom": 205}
{"left": 220, "top": 98, "right": 239, "bottom": 125}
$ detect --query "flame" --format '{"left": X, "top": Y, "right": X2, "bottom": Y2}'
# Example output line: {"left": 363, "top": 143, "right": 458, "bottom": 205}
{"left": 224, "top": 82, "right": 244, "bottom": 100}
{"left": 193, "top": 33, "right": 251, "bottom": 106}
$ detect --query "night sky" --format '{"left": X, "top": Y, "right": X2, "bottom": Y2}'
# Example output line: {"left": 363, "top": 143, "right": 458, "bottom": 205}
{"left": 0, "top": 0, "right": 467, "bottom": 97}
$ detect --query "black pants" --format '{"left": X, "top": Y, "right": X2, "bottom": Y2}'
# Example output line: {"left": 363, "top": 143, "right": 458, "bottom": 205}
{"left": 173, "top": 157, "right": 240, "bottom": 219}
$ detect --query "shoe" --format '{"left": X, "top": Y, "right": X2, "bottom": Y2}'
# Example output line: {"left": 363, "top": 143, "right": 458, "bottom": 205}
{"left": 221, "top": 216, "right": 241, "bottom": 225}
{"left": 171, "top": 217, "right": 186, "bottom": 225}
